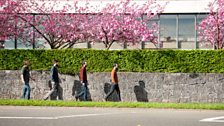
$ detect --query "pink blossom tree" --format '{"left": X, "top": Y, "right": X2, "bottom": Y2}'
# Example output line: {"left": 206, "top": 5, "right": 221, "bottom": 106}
{"left": 87, "top": 0, "right": 165, "bottom": 49}
{"left": 198, "top": 0, "right": 224, "bottom": 49}
{"left": 1, "top": 0, "right": 90, "bottom": 49}
{"left": 1, "top": 0, "right": 164, "bottom": 49}
{"left": 0, "top": 0, "right": 18, "bottom": 41}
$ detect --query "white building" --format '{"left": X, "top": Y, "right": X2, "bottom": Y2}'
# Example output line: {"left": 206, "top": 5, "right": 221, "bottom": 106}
{"left": 3, "top": 0, "right": 213, "bottom": 50}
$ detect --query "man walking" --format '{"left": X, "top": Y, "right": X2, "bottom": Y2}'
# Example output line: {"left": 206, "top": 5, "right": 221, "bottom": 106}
{"left": 21, "top": 60, "right": 34, "bottom": 100}
{"left": 43, "top": 59, "right": 61, "bottom": 100}
{"left": 75, "top": 62, "right": 88, "bottom": 101}
{"left": 105, "top": 63, "right": 121, "bottom": 101}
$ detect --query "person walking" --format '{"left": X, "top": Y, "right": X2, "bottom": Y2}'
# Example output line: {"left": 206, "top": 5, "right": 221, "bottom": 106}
{"left": 43, "top": 59, "right": 61, "bottom": 100}
{"left": 75, "top": 62, "right": 88, "bottom": 101}
{"left": 21, "top": 60, "right": 35, "bottom": 100}
{"left": 105, "top": 63, "right": 121, "bottom": 101}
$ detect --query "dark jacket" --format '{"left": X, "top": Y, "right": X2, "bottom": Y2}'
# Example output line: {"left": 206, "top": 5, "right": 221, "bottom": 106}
{"left": 21, "top": 66, "right": 30, "bottom": 83}
{"left": 51, "top": 65, "right": 59, "bottom": 83}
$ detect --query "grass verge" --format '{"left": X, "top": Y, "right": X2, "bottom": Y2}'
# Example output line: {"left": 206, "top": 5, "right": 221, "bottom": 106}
{"left": 0, "top": 99, "right": 224, "bottom": 110}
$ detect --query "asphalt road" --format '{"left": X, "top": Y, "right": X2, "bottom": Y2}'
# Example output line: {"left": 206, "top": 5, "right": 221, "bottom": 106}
{"left": 0, "top": 106, "right": 223, "bottom": 126}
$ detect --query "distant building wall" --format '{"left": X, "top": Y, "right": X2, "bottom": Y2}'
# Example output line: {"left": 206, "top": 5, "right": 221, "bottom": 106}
{"left": 0, "top": 70, "right": 224, "bottom": 103}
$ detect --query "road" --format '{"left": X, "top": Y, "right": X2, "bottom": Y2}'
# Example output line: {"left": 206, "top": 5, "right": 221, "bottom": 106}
{"left": 0, "top": 106, "right": 223, "bottom": 126}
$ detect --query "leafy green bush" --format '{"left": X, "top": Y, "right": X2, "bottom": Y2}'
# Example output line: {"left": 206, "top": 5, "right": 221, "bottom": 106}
{"left": 1, "top": 49, "right": 224, "bottom": 74}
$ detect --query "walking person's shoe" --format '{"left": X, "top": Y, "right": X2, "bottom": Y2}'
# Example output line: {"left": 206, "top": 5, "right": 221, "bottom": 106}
{"left": 43, "top": 96, "right": 48, "bottom": 100}
{"left": 103, "top": 97, "right": 107, "bottom": 102}
{"left": 75, "top": 96, "right": 79, "bottom": 101}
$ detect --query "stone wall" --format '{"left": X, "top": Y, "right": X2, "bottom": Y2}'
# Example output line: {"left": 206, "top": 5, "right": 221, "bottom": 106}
{"left": 0, "top": 70, "right": 224, "bottom": 103}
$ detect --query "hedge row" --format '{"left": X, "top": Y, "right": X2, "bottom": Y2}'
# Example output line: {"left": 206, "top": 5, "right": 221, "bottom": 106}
{"left": 0, "top": 49, "right": 224, "bottom": 74}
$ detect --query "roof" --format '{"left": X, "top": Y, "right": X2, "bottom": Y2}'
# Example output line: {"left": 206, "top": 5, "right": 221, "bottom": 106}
{"left": 161, "top": 0, "right": 212, "bottom": 13}
{"left": 1, "top": 0, "right": 213, "bottom": 14}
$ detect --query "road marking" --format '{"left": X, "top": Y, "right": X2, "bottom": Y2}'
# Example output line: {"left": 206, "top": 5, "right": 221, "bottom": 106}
{"left": 0, "top": 117, "right": 56, "bottom": 120}
{"left": 56, "top": 113, "right": 120, "bottom": 119}
{"left": 0, "top": 113, "right": 121, "bottom": 120}
{"left": 200, "top": 116, "right": 224, "bottom": 123}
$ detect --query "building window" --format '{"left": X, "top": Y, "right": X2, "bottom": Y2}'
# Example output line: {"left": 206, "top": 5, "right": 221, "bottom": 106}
{"left": 17, "top": 40, "right": 33, "bottom": 49}
{"left": 4, "top": 39, "right": 15, "bottom": 49}
{"left": 160, "top": 15, "right": 177, "bottom": 49}
{"left": 197, "top": 14, "right": 213, "bottom": 49}
{"left": 143, "top": 15, "right": 159, "bottom": 49}
{"left": 178, "top": 15, "right": 195, "bottom": 49}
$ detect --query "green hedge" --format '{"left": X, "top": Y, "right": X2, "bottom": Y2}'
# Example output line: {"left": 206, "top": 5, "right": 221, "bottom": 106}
{"left": 1, "top": 49, "right": 224, "bottom": 74}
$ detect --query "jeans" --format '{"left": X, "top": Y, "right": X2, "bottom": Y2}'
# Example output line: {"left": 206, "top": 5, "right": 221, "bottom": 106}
{"left": 76, "top": 82, "right": 87, "bottom": 101}
{"left": 21, "top": 82, "right": 31, "bottom": 100}
{"left": 105, "top": 84, "right": 121, "bottom": 101}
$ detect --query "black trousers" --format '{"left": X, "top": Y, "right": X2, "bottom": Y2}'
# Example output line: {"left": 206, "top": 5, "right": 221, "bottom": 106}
{"left": 43, "top": 81, "right": 62, "bottom": 100}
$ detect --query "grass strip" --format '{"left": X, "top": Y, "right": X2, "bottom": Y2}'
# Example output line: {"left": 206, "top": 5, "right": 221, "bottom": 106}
{"left": 0, "top": 99, "right": 223, "bottom": 110}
